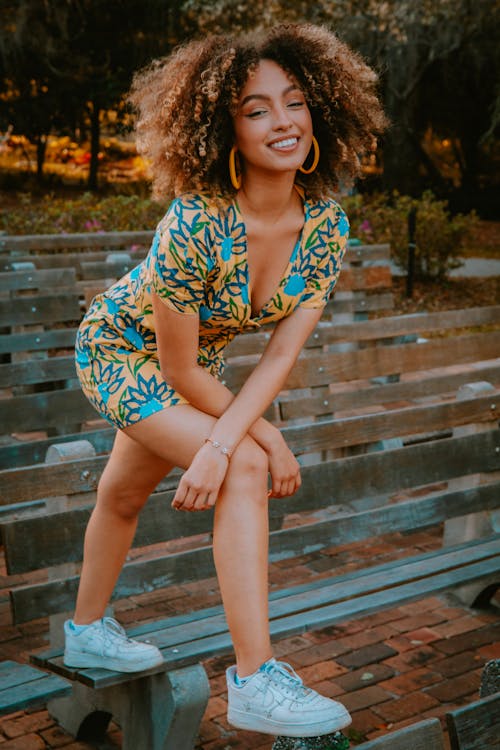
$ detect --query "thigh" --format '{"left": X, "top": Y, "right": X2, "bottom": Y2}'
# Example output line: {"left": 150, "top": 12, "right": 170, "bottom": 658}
{"left": 122, "top": 403, "right": 217, "bottom": 470}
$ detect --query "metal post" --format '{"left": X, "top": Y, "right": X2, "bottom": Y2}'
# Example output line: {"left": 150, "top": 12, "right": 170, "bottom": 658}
{"left": 406, "top": 206, "right": 417, "bottom": 298}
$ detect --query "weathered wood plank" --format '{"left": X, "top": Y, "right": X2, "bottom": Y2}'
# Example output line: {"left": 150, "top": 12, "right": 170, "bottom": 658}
{"left": 36, "top": 546, "right": 500, "bottom": 685}
{"left": 227, "top": 305, "right": 500, "bottom": 357}
{"left": 0, "top": 295, "right": 81, "bottom": 327}
{"left": 0, "top": 388, "right": 96, "bottom": 432}
{"left": 80, "top": 259, "right": 139, "bottom": 280}
{"left": 0, "top": 428, "right": 115, "bottom": 471}
{"left": 446, "top": 692, "right": 500, "bottom": 750}
{"left": 280, "top": 362, "right": 500, "bottom": 420}
{"left": 0, "top": 328, "right": 77, "bottom": 356}
{"left": 0, "top": 661, "right": 70, "bottom": 714}
{"left": 0, "top": 268, "right": 77, "bottom": 292}
{"left": 0, "top": 356, "right": 77, "bottom": 388}
{"left": 4, "top": 465, "right": 499, "bottom": 575}
{"left": 224, "top": 331, "right": 500, "bottom": 391}
{"left": 8, "top": 482, "right": 500, "bottom": 620}
{"left": 336, "top": 265, "right": 392, "bottom": 292}
{"left": 0, "top": 231, "right": 155, "bottom": 252}
{"left": 355, "top": 719, "right": 445, "bottom": 749}
{"left": 2, "top": 414, "right": 499, "bottom": 509}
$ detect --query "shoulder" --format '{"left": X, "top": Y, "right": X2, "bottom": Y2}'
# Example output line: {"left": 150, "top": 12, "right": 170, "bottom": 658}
{"left": 159, "top": 192, "right": 230, "bottom": 230}
{"left": 306, "top": 196, "right": 349, "bottom": 233}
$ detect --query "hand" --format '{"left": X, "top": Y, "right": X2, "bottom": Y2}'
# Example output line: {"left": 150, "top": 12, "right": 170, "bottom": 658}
{"left": 266, "top": 434, "right": 301, "bottom": 498}
{"left": 172, "top": 442, "right": 229, "bottom": 511}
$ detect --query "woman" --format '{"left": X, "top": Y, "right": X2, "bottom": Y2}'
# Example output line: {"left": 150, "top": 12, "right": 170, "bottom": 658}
{"left": 66, "top": 23, "right": 386, "bottom": 738}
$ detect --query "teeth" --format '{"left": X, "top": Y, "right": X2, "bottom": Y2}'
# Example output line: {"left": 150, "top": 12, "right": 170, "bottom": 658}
{"left": 270, "top": 138, "right": 298, "bottom": 149}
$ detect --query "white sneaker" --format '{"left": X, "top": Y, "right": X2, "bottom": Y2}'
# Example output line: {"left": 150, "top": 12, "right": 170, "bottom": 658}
{"left": 226, "top": 658, "right": 352, "bottom": 737}
{"left": 64, "top": 617, "right": 164, "bottom": 673}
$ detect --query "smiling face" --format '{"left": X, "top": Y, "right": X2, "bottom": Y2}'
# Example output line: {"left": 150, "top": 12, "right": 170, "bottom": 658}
{"left": 232, "top": 59, "right": 313, "bottom": 181}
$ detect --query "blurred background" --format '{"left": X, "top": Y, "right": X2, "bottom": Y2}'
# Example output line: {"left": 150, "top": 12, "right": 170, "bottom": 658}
{"left": 0, "top": 0, "right": 498, "bottom": 289}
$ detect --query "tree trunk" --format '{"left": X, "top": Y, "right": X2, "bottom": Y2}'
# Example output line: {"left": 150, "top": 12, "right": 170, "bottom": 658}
{"left": 88, "top": 100, "right": 100, "bottom": 191}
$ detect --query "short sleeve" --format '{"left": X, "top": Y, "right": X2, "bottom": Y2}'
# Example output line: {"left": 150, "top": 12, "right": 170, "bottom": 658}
{"left": 299, "top": 202, "right": 349, "bottom": 309}
{"left": 149, "top": 195, "right": 212, "bottom": 314}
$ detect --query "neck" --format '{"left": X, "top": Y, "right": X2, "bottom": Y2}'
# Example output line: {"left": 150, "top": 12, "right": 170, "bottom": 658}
{"left": 237, "top": 169, "right": 299, "bottom": 221}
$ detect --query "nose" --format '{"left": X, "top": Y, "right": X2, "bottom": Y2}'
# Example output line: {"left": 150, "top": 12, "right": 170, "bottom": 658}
{"left": 272, "top": 104, "right": 293, "bottom": 131}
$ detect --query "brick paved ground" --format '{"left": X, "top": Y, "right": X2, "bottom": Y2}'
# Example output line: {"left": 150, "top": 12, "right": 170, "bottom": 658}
{"left": 0, "top": 525, "right": 498, "bottom": 749}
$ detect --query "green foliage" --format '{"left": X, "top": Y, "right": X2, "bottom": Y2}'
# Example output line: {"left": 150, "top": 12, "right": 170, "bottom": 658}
{"left": 0, "top": 193, "right": 167, "bottom": 235}
{"left": 343, "top": 190, "right": 478, "bottom": 280}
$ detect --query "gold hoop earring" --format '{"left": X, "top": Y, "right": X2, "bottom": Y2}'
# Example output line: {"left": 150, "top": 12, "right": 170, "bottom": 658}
{"left": 229, "top": 146, "right": 241, "bottom": 190}
{"left": 299, "top": 136, "right": 320, "bottom": 174}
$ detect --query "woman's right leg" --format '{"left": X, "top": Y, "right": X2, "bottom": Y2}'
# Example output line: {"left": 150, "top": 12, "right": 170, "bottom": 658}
{"left": 73, "top": 430, "right": 174, "bottom": 624}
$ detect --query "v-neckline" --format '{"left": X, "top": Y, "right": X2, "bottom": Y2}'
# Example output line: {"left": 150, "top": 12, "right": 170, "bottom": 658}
{"left": 233, "top": 189, "right": 308, "bottom": 321}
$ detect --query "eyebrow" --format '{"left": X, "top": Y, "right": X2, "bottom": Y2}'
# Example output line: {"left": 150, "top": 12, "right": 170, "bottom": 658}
{"left": 239, "top": 84, "right": 301, "bottom": 107}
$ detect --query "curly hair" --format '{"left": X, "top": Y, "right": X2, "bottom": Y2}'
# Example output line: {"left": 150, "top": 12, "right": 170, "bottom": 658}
{"left": 129, "top": 24, "right": 387, "bottom": 201}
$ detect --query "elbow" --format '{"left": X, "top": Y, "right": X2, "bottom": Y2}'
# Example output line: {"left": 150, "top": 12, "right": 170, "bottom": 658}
{"left": 160, "top": 363, "right": 196, "bottom": 395}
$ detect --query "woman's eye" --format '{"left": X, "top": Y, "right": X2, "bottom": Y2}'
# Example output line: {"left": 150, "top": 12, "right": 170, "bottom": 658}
{"left": 287, "top": 100, "right": 304, "bottom": 108}
{"left": 246, "top": 109, "right": 267, "bottom": 118}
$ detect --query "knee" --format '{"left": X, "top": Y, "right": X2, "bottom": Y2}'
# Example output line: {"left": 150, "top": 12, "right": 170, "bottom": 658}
{"left": 227, "top": 439, "right": 268, "bottom": 486}
{"left": 97, "top": 467, "right": 150, "bottom": 521}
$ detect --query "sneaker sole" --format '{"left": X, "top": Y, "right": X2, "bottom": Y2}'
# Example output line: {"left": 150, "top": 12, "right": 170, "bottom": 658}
{"left": 64, "top": 651, "right": 164, "bottom": 673}
{"left": 227, "top": 707, "right": 352, "bottom": 737}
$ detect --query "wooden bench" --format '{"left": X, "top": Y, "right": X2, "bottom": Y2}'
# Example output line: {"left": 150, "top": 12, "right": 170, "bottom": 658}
{"left": 0, "top": 368, "right": 498, "bottom": 748}
{"left": 0, "top": 239, "right": 394, "bottom": 465}
{"left": 446, "top": 692, "right": 500, "bottom": 749}
{"left": 0, "top": 661, "right": 70, "bottom": 716}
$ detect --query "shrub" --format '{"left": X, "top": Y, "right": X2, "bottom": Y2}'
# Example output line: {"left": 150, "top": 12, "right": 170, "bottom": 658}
{"left": 0, "top": 193, "right": 168, "bottom": 235}
{"left": 343, "top": 190, "right": 478, "bottom": 281}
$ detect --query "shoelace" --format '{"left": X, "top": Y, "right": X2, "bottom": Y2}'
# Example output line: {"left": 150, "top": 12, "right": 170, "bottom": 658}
{"left": 99, "top": 616, "right": 132, "bottom": 644}
{"left": 261, "top": 659, "right": 310, "bottom": 698}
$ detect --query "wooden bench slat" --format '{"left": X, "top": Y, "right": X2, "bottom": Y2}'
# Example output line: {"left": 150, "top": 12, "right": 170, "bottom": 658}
{"left": 10, "top": 481, "right": 500, "bottom": 621}
{"left": 0, "top": 328, "right": 78, "bottom": 355}
{"left": 0, "top": 295, "right": 81, "bottom": 327}
{"left": 356, "top": 718, "right": 445, "bottom": 749}
{"left": 0, "top": 427, "right": 115, "bottom": 471}
{"left": 0, "top": 661, "right": 70, "bottom": 714}
{"left": 446, "top": 692, "right": 500, "bottom": 750}
{"left": 35, "top": 540, "right": 500, "bottom": 687}
{"left": 4, "top": 430, "right": 499, "bottom": 572}
{"left": 2, "top": 414, "right": 499, "bottom": 511}
{"left": 0, "top": 268, "right": 77, "bottom": 292}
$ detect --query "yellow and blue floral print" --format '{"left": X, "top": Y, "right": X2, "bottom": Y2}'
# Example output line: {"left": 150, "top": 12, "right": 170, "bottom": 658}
{"left": 75, "top": 191, "right": 349, "bottom": 428}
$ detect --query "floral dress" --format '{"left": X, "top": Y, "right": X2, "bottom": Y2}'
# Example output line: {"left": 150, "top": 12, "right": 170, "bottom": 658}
{"left": 75, "top": 191, "right": 349, "bottom": 429}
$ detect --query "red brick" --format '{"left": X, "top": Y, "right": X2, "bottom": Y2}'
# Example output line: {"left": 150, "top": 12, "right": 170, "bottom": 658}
{"left": 272, "top": 635, "right": 311, "bottom": 658}
{"left": 0, "top": 736, "right": 46, "bottom": 750}
{"left": 0, "top": 711, "right": 52, "bottom": 739}
{"left": 431, "top": 615, "right": 487, "bottom": 639}
{"left": 432, "top": 650, "right": 485, "bottom": 678}
{"left": 373, "top": 692, "right": 440, "bottom": 723}
{"left": 385, "top": 644, "right": 442, "bottom": 671}
{"left": 299, "top": 659, "right": 347, "bottom": 684}
{"left": 337, "top": 643, "right": 398, "bottom": 669}
{"left": 478, "top": 642, "right": 500, "bottom": 660}
{"left": 425, "top": 671, "right": 481, "bottom": 702}
{"left": 341, "top": 685, "right": 392, "bottom": 712}
{"left": 314, "top": 679, "right": 346, "bottom": 698}
{"left": 389, "top": 611, "right": 447, "bottom": 633}
{"left": 40, "top": 724, "right": 76, "bottom": 746}
{"left": 289, "top": 641, "right": 352, "bottom": 667}
{"left": 350, "top": 708, "right": 387, "bottom": 737}
{"left": 379, "top": 667, "right": 442, "bottom": 694}
{"left": 433, "top": 623, "right": 500, "bottom": 655}
{"left": 398, "top": 598, "right": 444, "bottom": 616}
{"left": 334, "top": 664, "right": 395, "bottom": 692}
{"left": 334, "top": 625, "right": 399, "bottom": 652}
{"left": 404, "top": 627, "right": 442, "bottom": 645}
{"left": 203, "top": 696, "right": 227, "bottom": 721}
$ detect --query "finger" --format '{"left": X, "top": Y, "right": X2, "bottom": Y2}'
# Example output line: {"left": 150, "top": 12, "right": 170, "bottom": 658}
{"left": 178, "top": 485, "right": 199, "bottom": 511}
{"left": 206, "top": 490, "right": 218, "bottom": 509}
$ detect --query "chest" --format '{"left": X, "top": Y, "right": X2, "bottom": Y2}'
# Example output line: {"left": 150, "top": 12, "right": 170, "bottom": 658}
{"left": 244, "top": 216, "right": 304, "bottom": 317}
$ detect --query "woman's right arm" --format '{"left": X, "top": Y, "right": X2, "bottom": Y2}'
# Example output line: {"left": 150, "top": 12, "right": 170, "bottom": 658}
{"left": 151, "top": 292, "right": 283, "bottom": 455}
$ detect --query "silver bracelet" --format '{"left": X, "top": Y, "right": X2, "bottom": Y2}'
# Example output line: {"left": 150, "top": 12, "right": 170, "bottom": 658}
{"left": 204, "top": 438, "right": 232, "bottom": 459}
